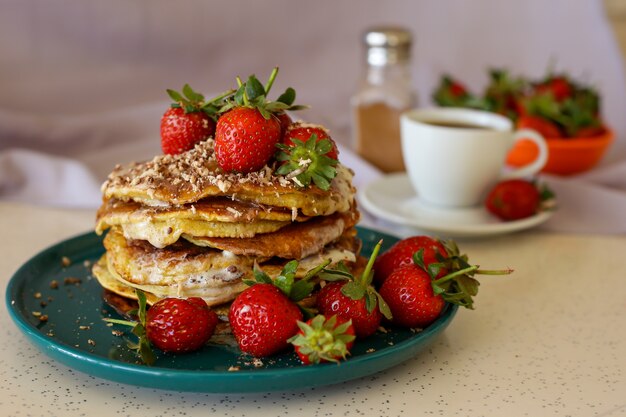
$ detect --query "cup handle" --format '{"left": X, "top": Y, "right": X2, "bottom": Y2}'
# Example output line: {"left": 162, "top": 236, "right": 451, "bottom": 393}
{"left": 502, "top": 128, "right": 549, "bottom": 179}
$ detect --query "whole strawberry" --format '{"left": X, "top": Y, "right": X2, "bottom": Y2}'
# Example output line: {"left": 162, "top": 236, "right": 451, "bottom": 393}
{"left": 289, "top": 315, "right": 355, "bottom": 365}
{"left": 379, "top": 265, "right": 445, "bottom": 328}
{"left": 379, "top": 246, "right": 513, "bottom": 328}
{"left": 215, "top": 107, "right": 281, "bottom": 173}
{"left": 215, "top": 67, "right": 306, "bottom": 174}
{"left": 317, "top": 241, "right": 392, "bottom": 338}
{"left": 534, "top": 75, "right": 573, "bottom": 102}
{"left": 485, "top": 179, "right": 541, "bottom": 221}
{"left": 374, "top": 236, "right": 448, "bottom": 286}
{"left": 146, "top": 297, "right": 219, "bottom": 353}
{"left": 229, "top": 259, "right": 330, "bottom": 357}
{"left": 517, "top": 115, "right": 563, "bottom": 138}
{"left": 283, "top": 122, "right": 339, "bottom": 160}
{"left": 229, "top": 283, "right": 302, "bottom": 357}
{"left": 432, "top": 75, "right": 472, "bottom": 107}
{"left": 160, "top": 84, "right": 234, "bottom": 155}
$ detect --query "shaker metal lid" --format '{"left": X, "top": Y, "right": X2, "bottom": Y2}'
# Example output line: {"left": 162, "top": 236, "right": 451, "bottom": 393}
{"left": 363, "top": 27, "right": 412, "bottom": 48}
{"left": 363, "top": 26, "right": 412, "bottom": 65}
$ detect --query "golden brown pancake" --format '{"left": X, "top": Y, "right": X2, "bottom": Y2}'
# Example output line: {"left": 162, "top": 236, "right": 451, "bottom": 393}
{"left": 97, "top": 227, "right": 360, "bottom": 307}
{"left": 95, "top": 197, "right": 311, "bottom": 247}
{"left": 185, "top": 205, "right": 359, "bottom": 259}
{"left": 101, "top": 139, "right": 355, "bottom": 216}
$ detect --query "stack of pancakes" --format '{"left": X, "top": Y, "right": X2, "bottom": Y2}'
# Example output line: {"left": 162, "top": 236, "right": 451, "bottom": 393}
{"left": 92, "top": 139, "right": 360, "bottom": 316}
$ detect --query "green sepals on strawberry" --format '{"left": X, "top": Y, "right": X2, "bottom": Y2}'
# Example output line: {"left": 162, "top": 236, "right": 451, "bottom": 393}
{"left": 317, "top": 240, "right": 392, "bottom": 338}
{"left": 218, "top": 67, "right": 307, "bottom": 118}
{"left": 420, "top": 241, "right": 512, "bottom": 309}
{"left": 432, "top": 75, "right": 470, "bottom": 106}
{"left": 289, "top": 315, "right": 356, "bottom": 365}
{"left": 103, "top": 289, "right": 156, "bottom": 365}
{"left": 482, "top": 69, "right": 527, "bottom": 120}
{"left": 275, "top": 133, "right": 339, "bottom": 191}
{"left": 167, "top": 84, "right": 235, "bottom": 119}
{"left": 244, "top": 258, "right": 331, "bottom": 316}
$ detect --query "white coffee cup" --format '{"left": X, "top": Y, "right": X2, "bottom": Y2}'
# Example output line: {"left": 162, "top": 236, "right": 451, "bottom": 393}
{"left": 400, "top": 108, "right": 548, "bottom": 208}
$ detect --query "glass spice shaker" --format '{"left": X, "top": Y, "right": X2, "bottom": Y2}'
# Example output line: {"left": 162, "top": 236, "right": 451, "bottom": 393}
{"left": 351, "top": 26, "right": 416, "bottom": 173}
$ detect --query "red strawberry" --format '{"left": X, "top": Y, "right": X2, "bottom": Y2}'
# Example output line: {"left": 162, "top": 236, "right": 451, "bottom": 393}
{"left": 379, "top": 244, "right": 513, "bottom": 328}
{"left": 276, "top": 111, "right": 293, "bottom": 136}
{"left": 229, "top": 283, "right": 302, "bottom": 357}
{"left": 485, "top": 179, "right": 540, "bottom": 221}
{"left": 214, "top": 68, "right": 306, "bottom": 173}
{"left": 317, "top": 241, "right": 392, "bottom": 338}
{"left": 283, "top": 122, "right": 339, "bottom": 160}
{"left": 215, "top": 107, "right": 282, "bottom": 173}
{"left": 146, "top": 297, "right": 218, "bottom": 353}
{"left": 228, "top": 259, "right": 329, "bottom": 357}
{"left": 275, "top": 123, "right": 339, "bottom": 191}
{"left": 535, "top": 76, "right": 572, "bottom": 102}
{"left": 161, "top": 107, "right": 215, "bottom": 155}
{"left": 160, "top": 84, "right": 234, "bottom": 155}
{"left": 517, "top": 115, "right": 563, "bottom": 138}
{"left": 432, "top": 75, "right": 472, "bottom": 107}
{"left": 379, "top": 265, "right": 445, "bottom": 328}
{"left": 374, "top": 236, "right": 448, "bottom": 286}
{"left": 289, "top": 315, "right": 355, "bottom": 365}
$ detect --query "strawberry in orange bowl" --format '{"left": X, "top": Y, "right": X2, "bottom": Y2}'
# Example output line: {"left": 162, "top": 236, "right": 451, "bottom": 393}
{"left": 434, "top": 70, "right": 613, "bottom": 176}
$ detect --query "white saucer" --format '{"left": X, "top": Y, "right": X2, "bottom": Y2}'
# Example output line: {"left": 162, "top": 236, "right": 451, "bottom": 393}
{"left": 358, "top": 173, "right": 554, "bottom": 238}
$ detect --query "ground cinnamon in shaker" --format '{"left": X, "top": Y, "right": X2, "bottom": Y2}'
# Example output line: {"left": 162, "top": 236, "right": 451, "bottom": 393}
{"left": 351, "top": 27, "right": 416, "bottom": 173}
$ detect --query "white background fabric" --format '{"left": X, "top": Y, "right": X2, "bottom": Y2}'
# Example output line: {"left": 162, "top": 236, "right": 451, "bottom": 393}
{"left": 1, "top": 0, "right": 625, "bottom": 232}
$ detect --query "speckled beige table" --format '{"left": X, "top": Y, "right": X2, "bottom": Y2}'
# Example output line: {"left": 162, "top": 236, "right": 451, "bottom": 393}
{"left": 1, "top": 202, "right": 624, "bottom": 417}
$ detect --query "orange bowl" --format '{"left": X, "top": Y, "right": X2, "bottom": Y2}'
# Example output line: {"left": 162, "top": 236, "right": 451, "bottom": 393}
{"left": 506, "top": 128, "right": 614, "bottom": 176}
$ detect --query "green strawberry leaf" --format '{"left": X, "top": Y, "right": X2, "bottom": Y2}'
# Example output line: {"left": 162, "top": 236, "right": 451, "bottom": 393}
{"left": 182, "top": 83, "right": 204, "bottom": 103}
{"left": 341, "top": 281, "right": 366, "bottom": 300}
{"left": 291, "top": 280, "right": 316, "bottom": 302}
{"left": 375, "top": 291, "right": 393, "bottom": 320}
{"left": 364, "top": 290, "right": 377, "bottom": 314}
{"left": 277, "top": 87, "right": 296, "bottom": 106}
{"left": 167, "top": 89, "right": 185, "bottom": 103}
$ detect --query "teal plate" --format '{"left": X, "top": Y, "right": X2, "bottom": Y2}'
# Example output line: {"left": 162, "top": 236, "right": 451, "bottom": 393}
{"left": 5, "top": 226, "right": 457, "bottom": 393}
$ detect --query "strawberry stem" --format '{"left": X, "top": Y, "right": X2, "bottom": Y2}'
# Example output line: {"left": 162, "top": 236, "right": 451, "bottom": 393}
{"left": 207, "top": 89, "right": 236, "bottom": 104}
{"left": 475, "top": 268, "right": 514, "bottom": 275}
{"left": 265, "top": 67, "right": 279, "bottom": 96}
{"left": 236, "top": 76, "right": 250, "bottom": 106}
{"left": 360, "top": 240, "right": 383, "bottom": 286}
{"left": 431, "top": 265, "right": 479, "bottom": 287}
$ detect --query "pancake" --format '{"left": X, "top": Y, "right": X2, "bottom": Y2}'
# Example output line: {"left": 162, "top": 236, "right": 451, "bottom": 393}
{"left": 101, "top": 139, "right": 355, "bottom": 216}
{"left": 185, "top": 205, "right": 359, "bottom": 259}
{"left": 98, "top": 227, "right": 360, "bottom": 307}
{"left": 95, "top": 197, "right": 309, "bottom": 248}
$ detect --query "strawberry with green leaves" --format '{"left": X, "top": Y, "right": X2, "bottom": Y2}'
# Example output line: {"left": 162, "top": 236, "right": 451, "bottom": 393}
{"left": 104, "top": 290, "right": 219, "bottom": 365}
{"left": 160, "top": 84, "right": 234, "bottom": 155}
{"left": 534, "top": 74, "right": 573, "bottom": 102}
{"left": 289, "top": 315, "right": 356, "bottom": 365}
{"left": 228, "top": 259, "right": 329, "bottom": 357}
{"left": 317, "top": 241, "right": 392, "bottom": 338}
{"left": 215, "top": 67, "right": 306, "bottom": 174}
{"left": 432, "top": 75, "right": 472, "bottom": 107}
{"left": 379, "top": 244, "right": 513, "bottom": 328}
{"left": 374, "top": 235, "right": 449, "bottom": 286}
{"left": 275, "top": 123, "right": 339, "bottom": 191}
{"left": 485, "top": 179, "right": 555, "bottom": 221}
